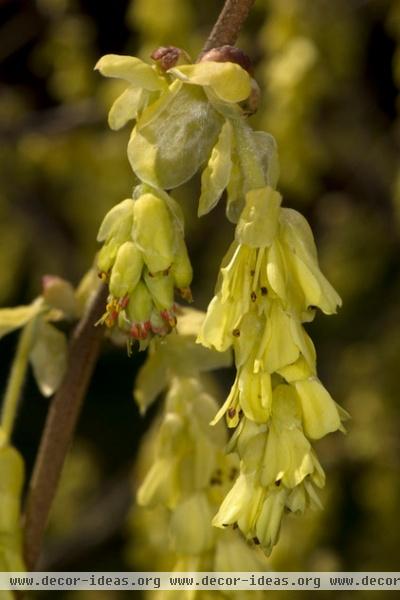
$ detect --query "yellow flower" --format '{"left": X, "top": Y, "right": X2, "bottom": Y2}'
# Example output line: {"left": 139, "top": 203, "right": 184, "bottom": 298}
{"left": 96, "top": 188, "right": 193, "bottom": 347}
{"left": 137, "top": 378, "right": 225, "bottom": 509}
{"left": 294, "top": 377, "right": 345, "bottom": 439}
{"left": 267, "top": 208, "right": 342, "bottom": 315}
{"left": 169, "top": 492, "right": 215, "bottom": 555}
{"left": 0, "top": 445, "right": 25, "bottom": 572}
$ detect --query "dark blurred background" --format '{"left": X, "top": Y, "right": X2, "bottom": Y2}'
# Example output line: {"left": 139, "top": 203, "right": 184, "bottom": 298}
{"left": 1, "top": 0, "right": 400, "bottom": 598}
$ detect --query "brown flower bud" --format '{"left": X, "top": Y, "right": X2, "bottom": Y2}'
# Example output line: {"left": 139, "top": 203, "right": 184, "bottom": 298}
{"left": 200, "top": 45, "right": 253, "bottom": 74}
{"left": 150, "top": 46, "right": 191, "bottom": 71}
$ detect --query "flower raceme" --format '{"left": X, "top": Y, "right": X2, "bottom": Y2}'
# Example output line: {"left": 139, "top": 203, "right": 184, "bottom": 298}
{"left": 198, "top": 183, "right": 347, "bottom": 554}
{"left": 96, "top": 187, "right": 192, "bottom": 348}
{"left": 95, "top": 44, "right": 347, "bottom": 557}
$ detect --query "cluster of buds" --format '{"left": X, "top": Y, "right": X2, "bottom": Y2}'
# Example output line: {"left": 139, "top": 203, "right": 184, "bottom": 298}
{"left": 96, "top": 187, "right": 192, "bottom": 350}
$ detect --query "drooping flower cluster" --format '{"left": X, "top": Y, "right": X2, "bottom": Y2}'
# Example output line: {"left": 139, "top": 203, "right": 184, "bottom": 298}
{"left": 97, "top": 45, "right": 347, "bottom": 556}
{"left": 131, "top": 309, "right": 269, "bottom": 591}
{"left": 198, "top": 185, "right": 348, "bottom": 554}
{"left": 96, "top": 186, "right": 192, "bottom": 349}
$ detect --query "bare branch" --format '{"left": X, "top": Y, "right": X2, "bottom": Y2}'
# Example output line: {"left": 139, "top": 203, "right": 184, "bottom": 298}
{"left": 23, "top": 284, "right": 108, "bottom": 570}
{"left": 201, "top": 0, "right": 256, "bottom": 55}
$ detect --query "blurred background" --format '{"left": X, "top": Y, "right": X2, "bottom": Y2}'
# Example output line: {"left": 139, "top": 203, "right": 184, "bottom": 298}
{"left": 1, "top": 0, "right": 400, "bottom": 597}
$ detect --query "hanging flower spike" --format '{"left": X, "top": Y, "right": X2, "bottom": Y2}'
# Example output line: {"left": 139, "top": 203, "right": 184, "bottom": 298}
{"left": 136, "top": 377, "right": 226, "bottom": 510}
{"left": 212, "top": 385, "right": 328, "bottom": 555}
{"left": 96, "top": 188, "right": 193, "bottom": 350}
{"left": 196, "top": 114, "right": 346, "bottom": 553}
{"left": 198, "top": 185, "right": 282, "bottom": 353}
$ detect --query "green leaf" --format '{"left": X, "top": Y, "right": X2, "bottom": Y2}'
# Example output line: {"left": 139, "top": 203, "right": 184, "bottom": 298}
{"left": 169, "top": 62, "right": 251, "bottom": 103}
{"left": 0, "top": 302, "right": 42, "bottom": 340}
{"left": 198, "top": 120, "right": 233, "bottom": 217}
{"left": 95, "top": 54, "right": 165, "bottom": 91}
{"left": 128, "top": 85, "right": 223, "bottom": 189}
{"left": 30, "top": 321, "right": 68, "bottom": 397}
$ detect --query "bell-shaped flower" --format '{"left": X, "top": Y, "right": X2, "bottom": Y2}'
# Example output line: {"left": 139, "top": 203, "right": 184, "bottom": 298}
{"left": 137, "top": 378, "right": 225, "bottom": 509}
{"left": 293, "top": 377, "right": 345, "bottom": 440}
{"left": 266, "top": 208, "right": 342, "bottom": 315}
{"left": 169, "top": 491, "right": 215, "bottom": 555}
{"left": 211, "top": 360, "right": 272, "bottom": 426}
{"left": 260, "top": 384, "right": 325, "bottom": 489}
{"left": 212, "top": 472, "right": 287, "bottom": 555}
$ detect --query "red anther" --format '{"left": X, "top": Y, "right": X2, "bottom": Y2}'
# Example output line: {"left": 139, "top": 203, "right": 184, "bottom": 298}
{"left": 143, "top": 320, "right": 152, "bottom": 332}
{"left": 179, "top": 287, "right": 193, "bottom": 302}
{"left": 228, "top": 407, "right": 236, "bottom": 419}
{"left": 137, "top": 324, "right": 148, "bottom": 340}
{"left": 130, "top": 323, "right": 140, "bottom": 339}
{"left": 151, "top": 325, "right": 165, "bottom": 335}
{"left": 119, "top": 295, "right": 129, "bottom": 309}
{"left": 160, "top": 310, "right": 169, "bottom": 321}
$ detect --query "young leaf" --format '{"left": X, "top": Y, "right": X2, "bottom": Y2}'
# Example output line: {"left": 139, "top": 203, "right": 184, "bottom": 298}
{"left": 0, "top": 302, "right": 42, "bottom": 340}
{"left": 198, "top": 120, "right": 233, "bottom": 217}
{"left": 30, "top": 321, "right": 68, "bottom": 397}
{"left": 108, "top": 86, "right": 149, "bottom": 131}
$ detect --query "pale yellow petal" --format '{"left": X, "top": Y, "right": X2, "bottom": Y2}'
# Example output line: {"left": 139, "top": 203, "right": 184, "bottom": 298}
{"left": 169, "top": 61, "right": 251, "bottom": 103}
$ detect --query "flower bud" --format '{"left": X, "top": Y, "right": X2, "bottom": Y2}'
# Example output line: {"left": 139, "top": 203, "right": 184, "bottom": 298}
{"left": 133, "top": 193, "right": 175, "bottom": 273}
{"left": 200, "top": 45, "right": 253, "bottom": 74}
{"left": 97, "top": 198, "right": 134, "bottom": 242}
{"left": 171, "top": 237, "right": 193, "bottom": 300}
{"left": 97, "top": 237, "right": 120, "bottom": 275}
{"left": 144, "top": 270, "right": 174, "bottom": 311}
{"left": 151, "top": 46, "right": 191, "bottom": 71}
{"left": 127, "top": 281, "right": 153, "bottom": 326}
{"left": 109, "top": 241, "right": 143, "bottom": 298}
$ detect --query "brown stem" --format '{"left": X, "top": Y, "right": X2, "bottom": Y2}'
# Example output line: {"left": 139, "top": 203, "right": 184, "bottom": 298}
{"left": 23, "top": 284, "right": 107, "bottom": 570}
{"left": 201, "top": 0, "right": 256, "bottom": 55}
{"left": 22, "top": 0, "right": 255, "bottom": 572}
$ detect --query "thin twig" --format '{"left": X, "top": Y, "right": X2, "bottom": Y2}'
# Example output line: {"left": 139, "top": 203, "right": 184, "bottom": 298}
{"left": 23, "top": 284, "right": 107, "bottom": 570}
{"left": 201, "top": 0, "right": 256, "bottom": 55}
{"left": 22, "top": 0, "right": 256, "bottom": 571}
